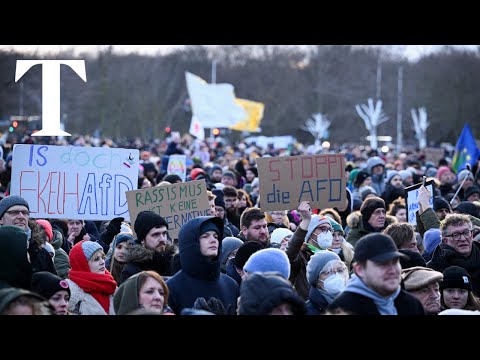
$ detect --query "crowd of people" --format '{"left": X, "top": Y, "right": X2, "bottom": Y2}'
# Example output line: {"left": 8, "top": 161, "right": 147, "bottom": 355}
{"left": 1, "top": 131, "right": 480, "bottom": 315}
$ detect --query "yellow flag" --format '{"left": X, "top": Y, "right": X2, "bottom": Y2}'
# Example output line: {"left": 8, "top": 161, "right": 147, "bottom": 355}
{"left": 230, "top": 98, "right": 264, "bottom": 132}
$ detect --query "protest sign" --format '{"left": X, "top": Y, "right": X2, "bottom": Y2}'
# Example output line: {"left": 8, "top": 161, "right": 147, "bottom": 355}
{"left": 405, "top": 179, "right": 435, "bottom": 225}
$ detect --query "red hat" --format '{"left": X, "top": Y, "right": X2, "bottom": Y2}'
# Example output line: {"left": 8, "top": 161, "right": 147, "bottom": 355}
{"left": 36, "top": 219, "right": 53, "bottom": 241}
{"left": 190, "top": 168, "right": 206, "bottom": 181}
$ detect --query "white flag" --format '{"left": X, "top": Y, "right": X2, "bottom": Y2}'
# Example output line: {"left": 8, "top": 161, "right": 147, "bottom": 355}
{"left": 185, "top": 72, "right": 247, "bottom": 128}
{"left": 189, "top": 115, "right": 205, "bottom": 140}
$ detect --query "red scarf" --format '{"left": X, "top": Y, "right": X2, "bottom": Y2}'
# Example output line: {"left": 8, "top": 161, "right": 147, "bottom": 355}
{"left": 69, "top": 270, "right": 117, "bottom": 314}
{"left": 69, "top": 240, "right": 117, "bottom": 314}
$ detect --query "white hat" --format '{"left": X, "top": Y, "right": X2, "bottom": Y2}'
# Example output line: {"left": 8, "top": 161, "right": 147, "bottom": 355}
{"left": 270, "top": 228, "right": 293, "bottom": 244}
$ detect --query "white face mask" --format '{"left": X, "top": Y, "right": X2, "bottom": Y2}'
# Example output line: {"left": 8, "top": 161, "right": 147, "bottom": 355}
{"left": 322, "top": 273, "right": 346, "bottom": 295}
{"left": 316, "top": 232, "right": 333, "bottom": 249}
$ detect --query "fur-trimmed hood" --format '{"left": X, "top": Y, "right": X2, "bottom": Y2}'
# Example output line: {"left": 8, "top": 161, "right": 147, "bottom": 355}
{"left": 126, "top": 243, "right": 177, "bottom": 264}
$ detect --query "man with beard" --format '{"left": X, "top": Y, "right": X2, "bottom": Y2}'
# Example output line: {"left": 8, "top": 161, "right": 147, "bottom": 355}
{"left": 238, "top": 207, "right": 270, "bottom": 247}
{"left": 119, "top": 211, "right": 176, "bottom": 285}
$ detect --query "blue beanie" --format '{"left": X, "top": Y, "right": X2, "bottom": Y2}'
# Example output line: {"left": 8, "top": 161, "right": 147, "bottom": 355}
{"left": 243, "top": 248, "right": 291, "bottom": 279}
{"left": 81, "top": 241, "right": 103, "bottom": 262}
{"left": 423, "top": 228, "right": 441, "bottom": 255}
{"left": 219, "top": 237, "right": 243, "bottom": 266}
{"left": 0, "top": 195, "right": 29, "bottom": 219}
{"left": 306, "top": 250, "right": 341, "bottom": 286}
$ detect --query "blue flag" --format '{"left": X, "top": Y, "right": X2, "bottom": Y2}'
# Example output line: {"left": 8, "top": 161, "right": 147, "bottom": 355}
{"left": 452, "top": 123, "right": 478, "bottom": 173}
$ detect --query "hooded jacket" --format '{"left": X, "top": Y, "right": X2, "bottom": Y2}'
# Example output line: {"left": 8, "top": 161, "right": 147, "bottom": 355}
{"left": 166, "top": 216, "right": 239, "bottom": 315}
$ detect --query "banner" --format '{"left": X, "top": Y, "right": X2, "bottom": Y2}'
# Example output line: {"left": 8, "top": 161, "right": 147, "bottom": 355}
{"left": 256, "top": 154, "right": 346, "bottom": 211}
{"left": 126, "top": 179, "right": 210, "bottom": 239}
{"left": 11, "top": 144, "right": 139, "bottom": 220}
{"left": 229, "top": 98, "right": 264, "bottom": 132}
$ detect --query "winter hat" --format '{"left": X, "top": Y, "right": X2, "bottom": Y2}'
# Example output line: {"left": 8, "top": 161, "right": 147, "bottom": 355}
{"left": 134, "top": 211, "right": 168, "bottom": 241}
{"left": 199, "top": 220, "right": 221, "bottom": 237}
{"left": 214, "top": 195, "right": 226, "bottom": 210}
{"left": 440, "top": 266, "right": 472, "bottom": 291}
{"left": 399, "top": 249, "right": 426, "bottom": 269}
{"left": 0, "top": 194, "right": 29, "bottom": 219}
{"left": 190, "top": 168, "right": 206, "bottom": 181}
{"left": 163, "top": 174, "right": 182, "bottom": 184}
{"left": 270, "top": 228, "right": 293, "bottom": 244}
{"left": 386, "top": 170, "right": 400, "bottom": 184}
{"left": 209, "top": 164, "right": 223, "bottom": 175}
{"left": 36, "top": 219, "right": 53, "bottom": 241}
{"left": 31, "top": 271, "right": 70, "bottom": 299}
{"left": 425, "top": 167, "right": 438, "bottom": 178}
{"left": 306, "top": 250, "right": 341, "bottom": 286}
{"left": 457, "top": 169, "right": 474, "bottom": 183}
{"left": 305, "top": 215, "right": 332, "bottom": 243}
{"left": 243, "top": 248, "right": 291, "bottom": 279}
{"left": 219, "top": 237, "right": 243, "bottom": 265}
{"left": 437, "top": 166, "right": 452, "bottom": 181}
{"left": 360, "top": 185, "right": 378, "bottom": 201}
{"left": 464, "top": 185, "right": 480, "bottom": 200}
{"left": 398, "top": 169, "right": 413, "bottom": 181}
{"left": 233, "top": 241, "right": 263, "bottom": 269}
{"left": 433, "top": 197, "right": 451, "bottom": 212}
{"left": 423, "top": 228, "right": 441, "bottom": 255}
{"left": 81, "top": 240, "right": 103, "bottom": 262}
{"left": 113, "top": 232, "right": 134, "bottom": 247}
{"left": 401, "top": 266, "right": 443, "bottom": 291}
{"left": 222, "top": 170, "right": 237, "bottom": 181}
{"left": 453, "top": 201, "right": 480, "bottom": 218}
{"left": 328, "top": 218, "right": 344, "bottom": 235}
{"left": 354, "top": 233, "right": 406, "bottom": 263}
{"left": 0, "top": 288, "right": 46, "bottom": 314}
{"left": 354, "top": 170, "right": 370, "bottom": 187}
{"left": 360, "top": 196, "right": 386, "bottom": 222}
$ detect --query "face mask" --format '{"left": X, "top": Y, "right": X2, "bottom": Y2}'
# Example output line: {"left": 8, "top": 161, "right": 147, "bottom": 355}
{"left": 316, "top": 232, "right": 333, "bottom": 249}
{"left": 323, "top": 273, "right": 346, "bottom": 295}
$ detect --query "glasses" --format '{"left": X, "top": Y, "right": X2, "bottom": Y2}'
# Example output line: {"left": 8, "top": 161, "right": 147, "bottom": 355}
{"left": 321, "top": 267, "right": 347, "bottom": 277}
{"left": 311, "top": 227, "right": 333, "bottom": 237}
{"left": 5, "top": 209, "right": 30, "bottom": 217}
{"left": 443, "top": 229, "right": 472, "bottom": 241}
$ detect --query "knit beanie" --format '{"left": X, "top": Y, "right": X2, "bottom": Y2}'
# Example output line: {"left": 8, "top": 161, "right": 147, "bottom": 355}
{"left": 464, "top": 185, "right": 480, "bottom": 200}
{"left": 270, "top": 228, "right": 293, "bottom": 244}
{"left": 433, "top": 197, "right": 451, "bottom": 212}
{"left": 328, "top": 218, "right": 344, "bottom": 235}
{"left": 398, "top": 169, "right": 412, "bottom": 181}
{"left": 306, "top": 250, "right": 341, "bottom": 286}
{"left": 354, "top": 170, "right": 370, "bottom": 188}
{"left": 36, "top": 219, "right": 53, "bottom": 241}
{"left": 458, "top": 169, "right": 474, "bottom": 183}
{"left": 453, "top": 201, "right": 480, "bottom": 218}
{"left": 222, "top": 170, "right": 237, "bottom": 181}
{"left": 219, "top": 237, "right": 243, "bottom": 266}
{"left": 401, "top": 266, "right": 443, "bottom": 291}
{"left": 0, "top": 195, "right": 29, "bottom": 219}
{"left": 360, "top": 185, "right": 378, "bottom": 201}
{"left": 134, "top": 211, "right": 168, "bottom": 241}
{"left": 81, "top": 240, "right": 103, "bottom": 262}
{"left": 423, "top": 228, "right": 441, "bottom": 255}
{"left": 114, "top": 233, "right": 134, "bottom": 247}
{"left": 214, "top": 196, "right": 226, "bottom": 210}
{"left": 437, "top": 166, "right": 452, "bottom": 181}
{"left": 440, "top": 266, "right": 472, "bottom": 291}
{"left": 399, "top": 249, "right": 426, "bottom": 269}
{"left": 386, "top": 170, "right": 400, "bottom": 184}
{"left": 31, "top": 271, "right": 70, "bottom": 299}
{"left": 233, "top": 241, "right": 263, "bottom": 269}
{"left": 243, "top": 248, "right": 291, "bottom": 279}
{"left": 360, "top": 196, "right": 386, "bottom": 223}
{"left": 305, "top": 215, "right": 332, "bottom": 243}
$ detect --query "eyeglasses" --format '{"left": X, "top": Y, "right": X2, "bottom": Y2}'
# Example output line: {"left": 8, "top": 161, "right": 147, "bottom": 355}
{"left": 311, "top": 227, "right": 334, "bottom": 238}
{"left": 5, "top": 209, "right": 30, "bottom": 217}
{"left": 321, "top": 267, "right": 347, "bottom": 277}
{"left": 443, "top": 229, "right": 472, "bottom": 241}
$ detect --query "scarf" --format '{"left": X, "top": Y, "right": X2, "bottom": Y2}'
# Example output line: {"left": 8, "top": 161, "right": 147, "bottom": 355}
{"left": 69, "top": 270, "right": 117, "bottom": 314}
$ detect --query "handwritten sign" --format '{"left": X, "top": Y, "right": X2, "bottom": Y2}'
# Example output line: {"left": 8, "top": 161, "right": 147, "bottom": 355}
{"left": 126, "top": 179, "right": 210, "bottom": 239}
{"left": 405, "top": 180, "right": 435, "bottom": 225}
{"left": 424, "top": 148, "right": 445, "bottom": 166}
{"left": 256, "top": 154, "right": 346, "bottom": 211}
{"left": 10, "top": 144, "right": 139, "bottom": 220}
{"left": 167, "top": 155, "right": 187, "bottom": 182}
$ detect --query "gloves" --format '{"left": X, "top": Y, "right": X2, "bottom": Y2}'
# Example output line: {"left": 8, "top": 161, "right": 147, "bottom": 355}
{"left": 101, "top": 217, "right": 124, "bottom": 245}
{"left": 193, "top": 297, "right": 231, "bottom": 315}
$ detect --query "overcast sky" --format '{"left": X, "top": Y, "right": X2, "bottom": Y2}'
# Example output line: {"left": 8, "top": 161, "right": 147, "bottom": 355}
{"left": 0, "top": 45, "right": 478, "bottom": 62}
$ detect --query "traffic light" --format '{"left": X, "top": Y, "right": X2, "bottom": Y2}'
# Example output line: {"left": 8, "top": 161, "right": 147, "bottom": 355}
{"left": 9, "top": 120, "right": 18, "bottom": 132}
{"left": 212, "top": 128, "right": 220, "bottom": 137}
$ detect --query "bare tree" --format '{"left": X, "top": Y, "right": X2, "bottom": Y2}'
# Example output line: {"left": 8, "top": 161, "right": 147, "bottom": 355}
{"left": 411, "top": 107, "right": 429, "bottom": 148}
{"left": 355, "top": 98, "right": 389, "bottom": 149}
{"left": 301, "top": 113, "right": 330, "bottom": 150}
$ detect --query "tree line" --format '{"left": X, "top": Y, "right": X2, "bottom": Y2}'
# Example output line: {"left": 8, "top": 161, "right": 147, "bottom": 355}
{"left": 0, "top": 45, "right": 479, "bottom": 147}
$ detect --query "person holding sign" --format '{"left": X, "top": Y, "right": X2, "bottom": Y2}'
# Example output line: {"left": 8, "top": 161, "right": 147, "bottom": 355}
{"left": 166, "top": 216, "right": 239, "bottom": 315}
{"left": 119, "top": 211, "right": 176, "bottom": 285}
